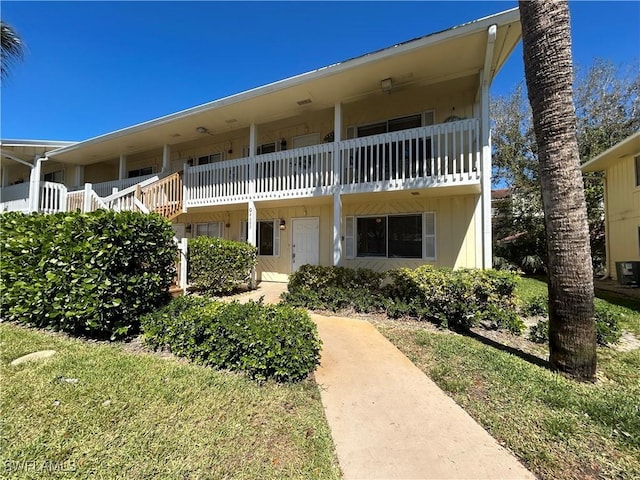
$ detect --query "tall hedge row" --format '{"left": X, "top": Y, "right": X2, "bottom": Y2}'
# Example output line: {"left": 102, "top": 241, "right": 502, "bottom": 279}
{"left": 0, "top": 211, "right": 177, "bottom": 339}
{"left": 188, "top": 236, "right": 257, "bottom": 295}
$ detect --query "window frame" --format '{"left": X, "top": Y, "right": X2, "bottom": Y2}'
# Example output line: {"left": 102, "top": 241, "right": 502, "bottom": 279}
{"left": 240, "top": 219, "right": 280, "bottom": 257}
{"left": 346, "top": 110, "right": 435, "bottom": 139}
{"left": 194, "top": 221, "right": 224, "bottom": 238}
{"left": 347, "top": 212, "right": 436, "bottom": 260}
{"left": 43, "top": 169, "right": 64, "bottom": 183}
{"left": 128, "top": 166, "right": 154, "bottom": 178}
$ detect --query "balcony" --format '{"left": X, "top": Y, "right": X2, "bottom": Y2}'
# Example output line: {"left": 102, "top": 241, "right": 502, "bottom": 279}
{"left": 0, "top": 119, "right": 482, "bottom": 215}
{"left": 185, "top": 118, "right": 481, "bottom": 208}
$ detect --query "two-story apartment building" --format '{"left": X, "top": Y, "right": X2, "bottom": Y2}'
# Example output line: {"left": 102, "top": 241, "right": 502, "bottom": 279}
{"left": 0, "top": 8, "right": 522, "bottom": 282}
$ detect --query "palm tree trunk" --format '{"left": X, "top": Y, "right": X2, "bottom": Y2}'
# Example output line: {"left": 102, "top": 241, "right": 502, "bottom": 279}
{"left": 519, "top": 0, "right": 596, "bottom": 380}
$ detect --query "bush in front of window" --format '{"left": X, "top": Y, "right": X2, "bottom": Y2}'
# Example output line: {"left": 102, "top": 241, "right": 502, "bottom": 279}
{"left": 0, "top": 210, "right": 177, "bottom": 339}
{"left": 387, "top": 266, "right": 523, "bottom": 332}
{"left": 284, "top": 264, "right": 523, "bottom": 334}
{"left": 283, "top": 265, "right": 386, "bottom": 312}
{"left": 141, "top": 296, "right": 321, "bottom": 382}
{"left": 188, "top": 237, "right": 257, "bottom": 295}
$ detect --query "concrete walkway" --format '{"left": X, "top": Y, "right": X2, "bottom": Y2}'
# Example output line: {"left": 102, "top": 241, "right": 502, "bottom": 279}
{"left": 228, "top": 283, "right": 534, "bottom": 479}
{"left": 313, "top": 314, "right": 535, "bottom": 480}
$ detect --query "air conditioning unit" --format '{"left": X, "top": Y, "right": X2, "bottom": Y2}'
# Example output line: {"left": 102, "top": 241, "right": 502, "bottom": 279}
{"left": 615, "top": 261, "right": 640, "bottom": 286}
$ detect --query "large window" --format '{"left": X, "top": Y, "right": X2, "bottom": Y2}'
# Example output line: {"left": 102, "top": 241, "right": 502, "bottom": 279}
{"left": 635, "top": 155, "right": 640, "bottom": 187}
{"left": 351, "top": 213, "right": 435, "bottom": 259}
{"left": 240, "top": 220, "right": 280, "bottom": 256}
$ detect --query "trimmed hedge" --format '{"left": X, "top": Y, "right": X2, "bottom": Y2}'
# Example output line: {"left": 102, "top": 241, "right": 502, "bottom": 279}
{"left": 188, "top": 237, "right": 257, "bottom": 295}
{"left": 283, "top": 265, "right": 385, "bottom": 313}
{"left": 386, "top": 266, "right": 523, "bottom": 333}
{"left": 0, "top": 211, "right": 176, "bottom": 339}
{"left": 283, "top": 264, "right": 523, "bottom": 333}
{"left": 141, "top": 296, "right": 321, "bottom": 382}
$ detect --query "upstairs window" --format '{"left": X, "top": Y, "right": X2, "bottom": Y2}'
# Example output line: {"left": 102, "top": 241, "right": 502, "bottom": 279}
{"left": 635, "top": 155, "right": 640, "bottom": 187}
{"left": 347, "top": 112, "right": 433, "bottom": 139}
{"left": 128, "top": 166, "right": 154, "bottom": 178}
{"left": 43, "top": 170, "right": 64, "bottom": 183}
{"left": 197, "top": 152, "right": 223, "bottom": 165}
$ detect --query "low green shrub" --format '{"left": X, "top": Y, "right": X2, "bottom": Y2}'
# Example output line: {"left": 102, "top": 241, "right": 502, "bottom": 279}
{"left": 594, "top": 301, "right": 623, "bottom": 346}
{"left": 188, "top": 237, "right": 257, "bottom": 295}
{"left": 0, "top": 211, "right": 176, "bottom": 339}
{"left": 527, "top": 303, "right": 622, "bottom": 346}
{"left": 521, "top": 294, "right": 549, "bottom": 317}
{"left": 528, "top": 319, "right": 549, "bottom": 344}
{"left": 524, "top": 294, "right": 622, "bottom": 346}
{"left": 141, "top": 297, "right": 321, "bottom": 382}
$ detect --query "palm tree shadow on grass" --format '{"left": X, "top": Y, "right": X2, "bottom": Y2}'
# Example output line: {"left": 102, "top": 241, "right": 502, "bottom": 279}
{"left": 462, "top": 328, "right": 552, "bottom": 370}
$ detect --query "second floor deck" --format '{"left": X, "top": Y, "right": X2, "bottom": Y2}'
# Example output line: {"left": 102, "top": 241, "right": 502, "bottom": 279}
{"left": 184, "top": 118, "right": 481, "bottom": 207}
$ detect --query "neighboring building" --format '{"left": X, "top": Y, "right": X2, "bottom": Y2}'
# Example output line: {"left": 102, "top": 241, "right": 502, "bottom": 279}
{"left": 491, "top": 187, "right": 511, "bottom": 218}
{"left": 0, "top": 139, "right": 76, "bottom": 213}
{"left": 582, "top": 131, "right": 640, "bottom": 282}
{"left": 0, "top": 8, "right": 522, "bottom": 282}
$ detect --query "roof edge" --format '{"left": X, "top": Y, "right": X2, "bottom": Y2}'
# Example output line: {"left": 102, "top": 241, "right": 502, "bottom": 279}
{"left": 48, "top": 7, "right": 520, "bottom": 159}
{"left": 581, "top": 130, "right": 640, "bottom": 172}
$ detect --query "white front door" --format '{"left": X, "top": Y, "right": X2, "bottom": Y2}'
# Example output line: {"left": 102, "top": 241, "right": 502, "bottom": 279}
{"left": 292, "top": 217, "right": 320, "bottom": 272}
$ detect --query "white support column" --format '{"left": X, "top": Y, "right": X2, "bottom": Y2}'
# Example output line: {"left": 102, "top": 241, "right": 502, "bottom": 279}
{"left": 1, "top": 166, "right": 9, "bottom": 187}
{"left": 162, "top": 144, "right": 171, "bottom": 173}
{"left": 247, "top": 199, "right": 257, "bottom": 288}
{"left": 74, "top": 165, "right": 85, "bottom": 190}
{"left": 480, "top": 25, "right": 497, "bottom": 270}
{"left": 118, "top": 154, "right": 127, "bottom": 180}
{"left": 333, "top": 102, "right": 343, "bottom": 266}
{"left": 179, "top": 237, "right": 188, "bottom": 290}
{"left": 182, "top": 162, "right": 189, "bottom": 213}
{"left": 28, "top": 156, "right": 44, "bottom": 213}
{"left": 83, "top": 183, "right": 93, "bottom": 212}
{"left": 248, "top": 123, "right": 258, "bottom": 287}
{"left": 480, "top": 74, "right": 492, "bottom": 269}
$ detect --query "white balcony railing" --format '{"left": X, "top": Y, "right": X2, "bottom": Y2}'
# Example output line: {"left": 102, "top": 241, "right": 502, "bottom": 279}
{"left": 0, "top": 182, "right": 68, "bottom": 214}
{"left": 0, "top": 119, "right": 482, "bottom": 215}
{"left": 92, "top": 174, "right": 157, "bottom": 197}
{"left": 185, "top": 119, "right": 480, "bottom": 207}
{"left": 39, "top": 181, "right": 67, "bottom": 214}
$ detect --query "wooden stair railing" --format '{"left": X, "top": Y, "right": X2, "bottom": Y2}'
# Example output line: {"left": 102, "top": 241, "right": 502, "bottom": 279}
{"left": 141, "top": 171, "right": 183, "bottom": 220}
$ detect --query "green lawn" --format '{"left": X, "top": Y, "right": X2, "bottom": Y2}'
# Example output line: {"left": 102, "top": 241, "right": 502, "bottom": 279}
{"left": 0, "top": 323, "right": 341, "bottom": 480}
{"left": 375, "top": 277, "right": 640, "bottom": 480}
{"left": 517, "top": 276, "right": 640, "bottom": 335}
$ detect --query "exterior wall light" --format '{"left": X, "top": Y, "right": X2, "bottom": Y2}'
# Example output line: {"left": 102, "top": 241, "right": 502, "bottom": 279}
{"left": 380, "top": 78, "right": 393, "bottom": 93}
{"left": 280, "top": 219, "right": 286, "bottom": 230}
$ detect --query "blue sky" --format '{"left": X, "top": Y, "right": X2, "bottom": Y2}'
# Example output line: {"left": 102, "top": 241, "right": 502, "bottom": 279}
{"left": 1, "top": 1, "right": 638, "bottom": 142}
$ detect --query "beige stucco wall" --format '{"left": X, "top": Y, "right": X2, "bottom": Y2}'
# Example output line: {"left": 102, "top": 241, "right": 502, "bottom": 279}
{"left": 605, "top": 153, "right": 640, "bottom": 279}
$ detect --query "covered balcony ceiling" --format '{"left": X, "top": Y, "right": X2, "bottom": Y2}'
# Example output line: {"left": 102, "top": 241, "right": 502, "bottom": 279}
{"left": 48, "top": 8, "right": 521, "bottom": 166}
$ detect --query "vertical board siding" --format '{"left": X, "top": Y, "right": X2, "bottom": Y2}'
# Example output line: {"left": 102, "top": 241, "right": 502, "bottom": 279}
{"left": 341, "top": 194, "right": 478, "bottom": 271}
{"left": 606, "top": 155, "right": 640, "bottom": 278}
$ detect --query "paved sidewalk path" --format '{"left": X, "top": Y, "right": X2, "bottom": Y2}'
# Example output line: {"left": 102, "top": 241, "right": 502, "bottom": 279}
{"left": 312, "top": 314, "right": 535, "bottom": 480}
